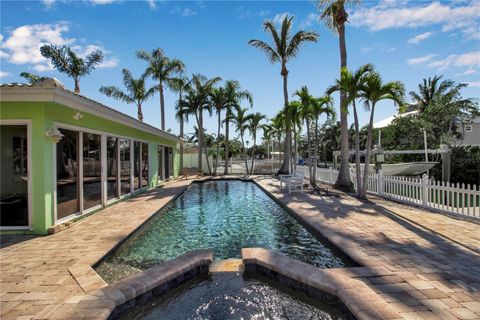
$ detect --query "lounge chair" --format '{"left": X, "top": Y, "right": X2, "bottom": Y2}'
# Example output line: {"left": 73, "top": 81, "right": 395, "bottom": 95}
{"left": 279, "top": 170, "right": 305, "bottom": 193}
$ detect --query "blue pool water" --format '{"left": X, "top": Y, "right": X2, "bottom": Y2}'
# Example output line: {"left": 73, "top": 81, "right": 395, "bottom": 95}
{"left": 96, "top": 180, "right": 347, "bottom": 282}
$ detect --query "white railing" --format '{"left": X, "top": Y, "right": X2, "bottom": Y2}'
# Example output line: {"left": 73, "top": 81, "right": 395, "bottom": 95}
{"left": 299, "top": 165, "right": 480, "bottom": 220}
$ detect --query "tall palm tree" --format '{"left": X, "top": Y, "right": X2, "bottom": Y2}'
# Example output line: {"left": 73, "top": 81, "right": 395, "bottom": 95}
{"left": 295, "top": 86, "right": 314, "bottom": 181}
{"left": 288, "top": 101, "right": 302, "bottom": 171}
{"left": 326, "top": 64, "right": 373, "bottom": 196}
{"left": 247, "top": 112, "right": 267, "bottom": 174}
{"left": 20, "top": 72, "right": 42, "bottom": 84}
{"left": 223, "top": 81, "right": 252, "bottom": 175}
{"left": 209, "top": 85, "right": 229, "bottom": 175}
{"left": 249, "top": 15, "right": 319, "bottom": 174}
{"left": 408, "top": 75, "right": 462, "bottom": 113}
{"left": 317, "top": 0, "right": 359, "bottom": 190}
{"left": 359, "top": 72, "right": 405, "bottom": 198}
{"left": 231, "top": 107, "right": 252, "bottom": 175}
{"left": 136, "top": 48, "right": 185, "bottom": 130}
{"left": 311, "top": 95, "right": 335, "bottom": 188}
{"left": 40, "top": 44, "right": 103, "bottom": 93}
{"left": 171, "top": 75, "right": 190, "bottom": 171}
{"left": 99, "top": 69, "right": 156, "bottom": 121}
{"left": 179, "top": 74, "right": 221, "bottom": 174}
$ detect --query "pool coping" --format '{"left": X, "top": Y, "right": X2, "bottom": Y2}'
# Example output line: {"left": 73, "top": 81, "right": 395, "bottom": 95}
{"left": 242, "top": 247, "right": 401, "bottom": 320}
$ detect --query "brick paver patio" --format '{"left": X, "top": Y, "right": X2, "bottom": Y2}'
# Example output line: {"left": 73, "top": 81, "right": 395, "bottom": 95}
{"left": 1, "top": 176, "right": 479, "bottom": 319}
{"left": 0, "top": 179, "right": 191, "bottom": 320}
{"left": 256, "top": 177, "right": 480, "bottom": 320}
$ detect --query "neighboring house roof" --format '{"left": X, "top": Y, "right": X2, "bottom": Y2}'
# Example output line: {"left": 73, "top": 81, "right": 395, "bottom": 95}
{"left": 373, "top": 110, "right": 419, "bottom": 129}
{"left": 0, "top": 78, "right": 183, "bottom": 143}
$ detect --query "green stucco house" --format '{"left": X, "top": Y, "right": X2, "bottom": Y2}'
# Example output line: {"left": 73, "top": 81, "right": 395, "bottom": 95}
{"left": 0, "top": 78, "right": 182, "bottom": 235}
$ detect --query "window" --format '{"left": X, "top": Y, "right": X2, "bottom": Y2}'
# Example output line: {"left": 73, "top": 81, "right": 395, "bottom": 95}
{"left": 465, "top": 125, "right": 473, "bottom": 132}
{"left": 141, "top": 142, "right": 148, "bottom": 188}
{"left": 56, "top": 129, "right": 79, "bottom": 219}
{"left": 119, "top": 139, "right": 131, "bottom": 196}
{"left": 158, "top": 145, "right": 164, "bottom": 182}
{"left": 12, "top": 136, "right": 27, "bottom": 177}
{"left": 106, "top": 137, "right": 119, "bottom": 200}
{"left": 134, "top": 141, "right": 141, "bottom": 190}
{"left": 83, "top": 133, "right": 102, "bottom": 210}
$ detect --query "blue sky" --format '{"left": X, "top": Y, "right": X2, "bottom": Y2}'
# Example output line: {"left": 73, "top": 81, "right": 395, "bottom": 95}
{"left": 1, "top": 0, "right": 479, "bottom": 140}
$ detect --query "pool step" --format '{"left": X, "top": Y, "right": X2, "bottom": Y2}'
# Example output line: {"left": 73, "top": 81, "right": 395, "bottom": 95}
{"left": 210, "top": 259, "right": 244, "bottom": 273}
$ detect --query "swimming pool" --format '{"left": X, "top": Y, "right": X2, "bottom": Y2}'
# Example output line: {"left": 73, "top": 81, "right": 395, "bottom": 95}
{"left": 96, "top": 180, "right": 348, "bottom": 282}
{"left": 120, "top": 272, "right": 346, "bottom": 320}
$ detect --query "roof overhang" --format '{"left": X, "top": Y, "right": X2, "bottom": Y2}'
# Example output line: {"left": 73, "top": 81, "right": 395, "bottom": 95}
{"left": 0, "top": 85, "right": 183, "bottom": 143}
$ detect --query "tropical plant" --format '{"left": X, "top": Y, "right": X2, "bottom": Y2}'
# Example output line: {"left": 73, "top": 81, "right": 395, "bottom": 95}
{"left": 20, "top": 72, "right": 42, "bottom": 84}
{"left": 222, "top": 81, "right": 253, "bottom": 175}
{"left": 136, "top": 48, "right": 185, "bottom": 130}
{"left": 171, "top": 76, "right": 191, "bottom": 170}
{"left": 247, "top": 112, "right": 267, "bottom": 173}
{"left": 249, "top": 15, "right": 318, "bottom": 174}
{"left": 408, "top": 75, "right": 455, "bottom": 113}
{"left": 326, "top": 64, "right": 373, "bottom": 196}
{"left": 178, "top": 74, "right": 221, "bottom": 174}
{"left": 317, "top": 0, "right": 359, "bottom": 190}
{"left": 294, "top": 86, "right": 315, "bottom": 182}
{"left": 231, "top": 107, "right": 252, "bottom": 174}
{"left": 99, "top": 69, "right": 156, "bottom": 121}
{"left": 40, "top": 44, "right": 103, "bottom": 93}
{"left": 310, "top": 95, "right": 335, "bottom": 188}
{"left": 358, "top": 71, "right": 405, "bottom": 198}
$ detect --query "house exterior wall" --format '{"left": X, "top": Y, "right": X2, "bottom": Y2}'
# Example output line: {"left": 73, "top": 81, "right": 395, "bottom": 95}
{"left": 458, "top": 122, "right": 480, "bottom": 146}
{"left": 1, "top": 101, "right": 180, "bottom": 234}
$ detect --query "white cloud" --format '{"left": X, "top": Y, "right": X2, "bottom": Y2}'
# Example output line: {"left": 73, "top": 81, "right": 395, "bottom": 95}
{"left": 0, "top": 23, "right": 119, "bottom": 73}
{"left": 408, "top": 32, "right": 434, "bottom": 44}
{"left": 273, "top": 12, "right": 289, "bottom": 25}
{"left": 41, "top": 0, "right": 55, "bottom": 8}
{"left": 350, "top": 1, "right": 480, "bottom": 40}
{"left": 361, "top": 42, "right": 396, "bottom": 54}
{"left": 90, "top": 0, "right": 117, "bottom": 5}
{"left": 181, "top": 8, "right": 197, "bottom": 17}
{"left": 407, "top": 54, "right": 437, "bottom": 65}
{"left": 299, "top": 13, "right": 318, "bottom": 29}
{"left": 0, "top": 71, "right": 10, "bottom": 78}
{"left": 466, "top": 82, "right": 480, "bottom": 87}
{"left": 237, "top": 7, "right": 270, "bottom": 20}
{"left": 456, "top": 68, "right": 478, "bottom": 76}
{"left": 146, "top": 0, "right": 156, "bottom": 10}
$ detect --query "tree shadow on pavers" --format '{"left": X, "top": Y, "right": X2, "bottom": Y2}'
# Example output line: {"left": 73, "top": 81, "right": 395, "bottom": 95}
{"left": 0, "top": 234, "right": 37, "bottom": 249}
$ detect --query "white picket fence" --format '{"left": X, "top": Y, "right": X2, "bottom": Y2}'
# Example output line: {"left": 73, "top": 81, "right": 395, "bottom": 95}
{"left": 300, "top": 165, "right": 480, "bottom": 220}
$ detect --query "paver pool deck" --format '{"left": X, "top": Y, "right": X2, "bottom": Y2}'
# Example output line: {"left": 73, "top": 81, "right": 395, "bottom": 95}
{"left": 0, "top": 176, "right": 479, "bottom": 319}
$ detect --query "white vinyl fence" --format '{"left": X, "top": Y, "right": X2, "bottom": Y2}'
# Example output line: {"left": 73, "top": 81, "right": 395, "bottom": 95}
{"left": 300, "top": 165, "right": 480, "bottom": 220}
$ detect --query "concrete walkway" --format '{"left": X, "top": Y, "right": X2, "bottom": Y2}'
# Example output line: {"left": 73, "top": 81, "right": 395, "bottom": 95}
{"left": 0, "top": 179, "right": 192, "bottom": 320}
{"left": 256, "top": 177, "right": 480, "bottom": 320}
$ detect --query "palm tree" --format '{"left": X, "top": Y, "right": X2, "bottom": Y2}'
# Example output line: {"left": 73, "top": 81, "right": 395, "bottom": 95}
{"left": 317, "top": 0, "right": 359, "bottom": 190}
{"left": 231, "top": 107, "right": 252, "bottom": 175}
{"left": 295, "top": 86, "right": 314, "bottom": 182}
{"left": 359, "top": 71, "right": 405, "bottom": 198}
{"left": 171, "top": 76, "right": 190, "bottom": 171}
{"left": 247, "top": 112, "right": 267, "bottom": 174}
{"left": 326, "top": 64, "right": 373, "bottom": 196}
{"left": 20, "top": 72, "right": 42, "bottom": 84}
{"left": 311, "top": 96, "right": 335, "bottom": 188}
{"left": 249, "top": 15, "right": 319, "bottom": 174}
{"left": 209, "top": 85, "right": 229, "bottom": 175}
{"left": 408, "top": 75, "right": 462, "bottom": 113}
{"left": 179, "top": 74, "right": 221, "bottom": 174}
{"left": 40, "top": 44, "right": 103, "bottom": 93}
{"left": 223, "top": 81, "right": 253, "bottom": 175}
{"left": 99, "top": 69, "right": 156, "bottom": 121}
{"left": 136, "top": 48, "right": 185, "bottom": 130}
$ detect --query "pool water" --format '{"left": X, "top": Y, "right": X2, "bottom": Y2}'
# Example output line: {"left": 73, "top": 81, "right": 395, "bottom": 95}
{"left": 96, "top": 180, "right": 347, "bottom": 282}
{"left": 120, "top": 273, "right": 346, "bottom": 320}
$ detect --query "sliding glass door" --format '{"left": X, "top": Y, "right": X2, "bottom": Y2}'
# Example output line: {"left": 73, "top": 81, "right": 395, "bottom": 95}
{"left": 106, "top": 137, "right": 119, "bottom": 200}
{"left": 158, "top": 145, "right": 164, "bottom": 181}
{"left": 119, "top": 138, "right": 131, "bottom": 196}
{"left": 141, "top": 142, "right": 148, "bottom": 188}
{"left": 56, "top": 129, "right": 80, "bottom": 220}
{"left": 83, "top": 133, "right": 102, "bottom": 210}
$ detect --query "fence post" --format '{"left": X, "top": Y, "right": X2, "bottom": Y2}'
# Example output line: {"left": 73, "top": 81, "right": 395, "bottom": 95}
{"left": 329, "top": 167, "right": 333, "bottom": 184}
{"left": 378, "top": 170, "right": 384, "bottom": 196}
{"left": 421, "top": 174, "right": 428, "bottom": 207}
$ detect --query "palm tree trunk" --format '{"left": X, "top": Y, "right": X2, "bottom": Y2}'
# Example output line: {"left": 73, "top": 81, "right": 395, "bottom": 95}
{"left": 240, "top": 132, "right": 249, "bottom": 175}
{"left": 160, "top": 84, "right": 166, "bottom": 130}
{"left": 224, "top": 116, "right": 230, "bottom": 175}
{"left": 74, "top": 77, "right": 80, "bottom": 94}
{"left": 179, "top": 92, "right": 184, "bottom": 171}
{"left": 279, "top": 64, "right": 291, "bottom": 175}
{"left": 352, "top": 100, "right": 362, "bottom": 197}
{"left": 312, "top": 117, "right": 319, "bottom": 188}
{"left": 306, "top": 119, "right": 314, "bottom": 186}
{"left": 214, "top": 109, "right": 221, "bottom": 176}
{"left": 334, "top": 23, "right": 353, "bottom": 190}
{"left": 361, "top": 102, "right": 376, "bottom": 199}
{"left": 137, "top": 103, "right": 144, "bottom": 122}
{"left": 293, "top": 122, "right": 297, "bottom": 171}
{"left": 250, "top": 132, "right": 256, "bottom": 174}
{"left": 198, "top": 109, "right": 203, "bottom": 171}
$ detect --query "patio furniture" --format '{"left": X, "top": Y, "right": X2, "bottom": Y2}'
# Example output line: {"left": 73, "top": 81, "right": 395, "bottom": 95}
{"left": 279, "top": 170, "right": 305, "bottom": 194}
